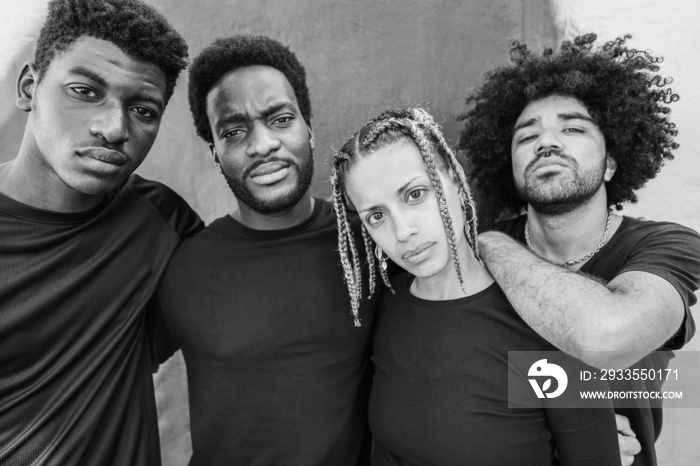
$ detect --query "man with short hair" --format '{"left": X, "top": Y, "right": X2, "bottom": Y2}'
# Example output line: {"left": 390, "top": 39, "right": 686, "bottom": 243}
{"left": 0, "top": 1, "right": 201, "bottom": 464}
{"left": 460, "top": 34, "right": 700, "bottom": 466}
{"left": 157, "top": 35, "right": 375, "bottom": 465}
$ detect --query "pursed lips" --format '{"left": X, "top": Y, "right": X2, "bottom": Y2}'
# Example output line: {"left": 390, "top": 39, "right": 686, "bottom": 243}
{"left": 77, "top": 147, "right": 128, "bottom": 165}
{"left": 248, "top": 161, "right": 290, "bottom": 178}
{"left": 527, "top": 156, "right": 572, "bottom": 176}
{"left": 401, "top": 242, "right": 434, "bottom": 262}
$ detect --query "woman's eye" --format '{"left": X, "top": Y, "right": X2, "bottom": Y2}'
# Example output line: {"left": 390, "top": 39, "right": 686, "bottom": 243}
{"left": 407, "top": 189, "right": 425, "bottom": 201}
{"left": 367, "top": 211, "right": 384, "bottom": 225}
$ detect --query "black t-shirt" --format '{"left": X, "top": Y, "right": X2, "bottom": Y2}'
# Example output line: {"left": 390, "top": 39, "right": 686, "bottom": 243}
{"left": 0, "top": 175, "right": 202, "bottom": 465}
{"left": 496, "top": 215, "right": 700, "bottom": 466}
{"left": 157, "top": 199, "right": 377, "bottom": 466}
{"left": 369, "top": 273, "right": 620, "bottom": 466}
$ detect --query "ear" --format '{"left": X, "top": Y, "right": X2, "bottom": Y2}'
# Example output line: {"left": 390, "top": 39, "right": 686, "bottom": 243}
{"left": 208, "top": 143, "right": 219, "bottom": 164}
{"left": 604, "top": 155, "right": 617, "bottom": 182}
{"left": 17, "top": 62, "right": 38, "bottom": 112}
{"left": 307, "top": 125, "right": 315, "bottom": 150}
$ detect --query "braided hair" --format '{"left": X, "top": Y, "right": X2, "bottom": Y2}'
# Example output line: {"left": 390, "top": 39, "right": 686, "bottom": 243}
{"left": 331, "top": 107, "right": 481, "bottom": 326}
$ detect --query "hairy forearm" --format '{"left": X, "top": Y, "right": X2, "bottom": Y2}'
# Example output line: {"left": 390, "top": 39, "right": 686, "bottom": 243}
{"left": 478, "top": 231, "right": 675, "bottom": 368}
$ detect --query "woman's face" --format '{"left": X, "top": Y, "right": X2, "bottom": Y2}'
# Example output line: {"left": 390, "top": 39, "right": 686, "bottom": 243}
{"left": 345, "top": 139, "right": 465, "bottom": 280}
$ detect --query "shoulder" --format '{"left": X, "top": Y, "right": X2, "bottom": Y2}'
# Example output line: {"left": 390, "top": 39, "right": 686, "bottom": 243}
{"left": 122, "top": 174, "right": 203, "bottom": 238}
{"left": 491, "top": 215, "right": 526, "bottom": 241}
{"left": 616, "top": 216, "right": 700, "bottom": 243}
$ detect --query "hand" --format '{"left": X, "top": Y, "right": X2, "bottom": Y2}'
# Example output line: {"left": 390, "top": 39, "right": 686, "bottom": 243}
{"left": 616, "top": 414, "right": 641, "bottom": 465}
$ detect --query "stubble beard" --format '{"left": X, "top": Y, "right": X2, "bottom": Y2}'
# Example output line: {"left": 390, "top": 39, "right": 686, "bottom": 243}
{"left": 223, "top": 149, "right": 315, "bottom": 215}
{"left": 516, "top": 155, "right": 607, "bottom": 216}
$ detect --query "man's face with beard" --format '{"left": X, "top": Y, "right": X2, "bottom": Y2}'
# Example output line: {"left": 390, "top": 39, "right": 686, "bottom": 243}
{"left": 206, "top": 65, "right": 314, "bottom": 215}
{"left": 510, "top": 95, "right": 617, "bottom": 215}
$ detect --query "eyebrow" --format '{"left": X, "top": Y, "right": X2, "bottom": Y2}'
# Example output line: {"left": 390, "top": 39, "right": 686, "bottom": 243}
{"left": 213, "top": 101, "right": 295, "bottom": 134}
{"left": 357, "top": 176, "right": 425, "bottom": 214}
{"left": 68, "top": 66, "right": 164, "bottom": 111}
{"left": 513, "top": 112, "right": 596, "bottom": 133}
{"left": 68, "top": 66, "right": 107, "bottom": 87}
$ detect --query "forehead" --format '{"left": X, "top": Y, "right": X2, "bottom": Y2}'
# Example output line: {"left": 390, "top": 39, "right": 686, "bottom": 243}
{"left": 516, "top": 95, "right": 592, "bottom": 123}
{"left": 346, "top": 140, "right": 426, "bottom": 202}
{"left": 43, "top": 36, "right": 167, "bottom": 98}
{"left": 206, "top": 65, "right": 298, "bottom": 119}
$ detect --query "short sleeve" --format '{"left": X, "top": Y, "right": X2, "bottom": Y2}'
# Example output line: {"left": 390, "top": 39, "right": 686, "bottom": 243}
{"left": 617, "top": 222, "right": 700, "bottom": 349}
{"left": 129, "top": 174, "right": 204, "bottom": 239}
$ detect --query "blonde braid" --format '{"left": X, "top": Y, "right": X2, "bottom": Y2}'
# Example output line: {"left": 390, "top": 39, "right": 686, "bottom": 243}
{"left": 405, "top": 118, "right": 468, "bottom": 294}
{"left": 411, "top": 108, "right": 482, "bottom": 263}
{"left": 361, "top": 224, "right": 377, "bottom": 298}
{"left": 330, "top": 161, "right": 362, "bottom": 326}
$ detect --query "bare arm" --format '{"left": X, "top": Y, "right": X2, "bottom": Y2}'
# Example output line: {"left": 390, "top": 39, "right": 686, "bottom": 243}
{"left": 478, "top": 231, "right": 684, "bottom": 368}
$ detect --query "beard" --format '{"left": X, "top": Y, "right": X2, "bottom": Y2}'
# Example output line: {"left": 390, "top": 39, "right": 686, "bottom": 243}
{"left": 516, "top": 151, "right": 607, "bottom": 215}
{"left": 223, "top": 150, "right": 314, "bottom": 215}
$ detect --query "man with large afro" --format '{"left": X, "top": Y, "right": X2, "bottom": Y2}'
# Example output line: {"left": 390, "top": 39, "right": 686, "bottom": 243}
{"left": 460, "top": 33, "right": 700, "bottom": 466}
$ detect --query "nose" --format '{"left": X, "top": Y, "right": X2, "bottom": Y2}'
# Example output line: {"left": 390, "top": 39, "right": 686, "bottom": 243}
{"left": 393, "top": 210, "right": 419, "bottom": 242}
{"left": 534, "top": 128, "right": 562, "bottom": 155}
{"left": 90, "top": 104, "right": 130, "bottom": 144}
{"left": 245, "top": 124, "right": 281, "bottom": 158}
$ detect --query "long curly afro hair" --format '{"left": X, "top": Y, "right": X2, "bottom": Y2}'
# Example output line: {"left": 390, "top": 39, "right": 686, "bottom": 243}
{"left": 458, "top": 33, "right": 679, "bottom": 214}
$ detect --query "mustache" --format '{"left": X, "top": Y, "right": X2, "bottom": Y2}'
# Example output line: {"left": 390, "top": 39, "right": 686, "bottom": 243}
{"left": 524, "top": 149, "right": 577, "bottom": 175}
{"left": 243, "top": 157, "right": 299, "bottom": 179}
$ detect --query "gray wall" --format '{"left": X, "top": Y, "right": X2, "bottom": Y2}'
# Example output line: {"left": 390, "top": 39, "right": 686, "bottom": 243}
{"left": 0, "top": 1, "right": 556, "bottom": 464}
{"left": 147, "top": 2, "right": 556, "bottom": 463}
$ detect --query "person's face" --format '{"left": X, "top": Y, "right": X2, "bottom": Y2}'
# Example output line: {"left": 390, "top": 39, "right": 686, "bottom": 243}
{"left": 18, "top": 36, "right": 167, "bottom": 196}
{"left": 206, "top": 65, "right": 314, "bottom": 215}
{"left": 511, "top": 95, "right": 617, "bottom": 215}
{"left": 345, "top": 140, "right": 465, "bottom": 280}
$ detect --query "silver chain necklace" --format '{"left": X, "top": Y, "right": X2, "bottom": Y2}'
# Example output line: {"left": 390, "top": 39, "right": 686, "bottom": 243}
{"left": 525, "top": 208, "right": 614, "bottom": 267}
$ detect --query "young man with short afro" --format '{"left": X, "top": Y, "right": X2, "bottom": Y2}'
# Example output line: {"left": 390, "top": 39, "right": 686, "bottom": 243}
{"left": 157, "top": 35, "right": 376, "bottom": 465}
{"left": 0, "top": 1, "right": 201, "bottom": 464}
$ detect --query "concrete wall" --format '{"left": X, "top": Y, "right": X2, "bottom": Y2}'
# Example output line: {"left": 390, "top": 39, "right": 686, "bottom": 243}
{"left": 0, "top": 1, "right": 555, "bottom": 464}
{"left": 12, "top": 1, "right": 700, "bottom": 465}
{"left": 549, "top": 2, "right": 700, "bottom": 465}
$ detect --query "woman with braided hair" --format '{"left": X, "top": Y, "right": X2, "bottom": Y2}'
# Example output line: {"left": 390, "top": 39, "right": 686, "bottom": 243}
{"left": 331, "top": 106, "right": 621, "bottom": 465}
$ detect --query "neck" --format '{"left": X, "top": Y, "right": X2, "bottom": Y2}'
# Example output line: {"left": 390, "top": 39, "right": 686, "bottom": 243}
{"left": 231, "top": 193, "right": 315, "bottom": 230}
{"left": 411, "top": 237, "right": 494, "bottom": 300}
{"left": 1, "top": 139, "right": 105, "bottom": 212}
{"left": 526, "top": 189, "right": 621, "bottom": 269}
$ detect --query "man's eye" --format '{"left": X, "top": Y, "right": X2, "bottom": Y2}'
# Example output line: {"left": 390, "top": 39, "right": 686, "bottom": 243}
{"left": 517, "top": 134, "right": 537, "bottom": 144}
{"left": 273, "top": 116, "right": 293, "bottom": 125}
{"left": 70, "top": 86, "right": 97, "bottom": 98}
{"left": 132, "top": 107, "right": 156, "bottom": 119}
{"left": 564, "top": 127, "right": 584, "bottom": 134}
{"left": 222, "top": 129, "right": 244, "bottom": 139}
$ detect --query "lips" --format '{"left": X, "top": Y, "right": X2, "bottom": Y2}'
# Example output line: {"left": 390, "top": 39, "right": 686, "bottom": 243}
{"left": 401, "top": 242, "right": 435, "bottom": 263}
{"left": 77, "top": 147, "right": 127, "bottom": 166}
{"left": 248, "top": 161, "right": 293, "bottom": 186}
{"left": 527, "top": 156, "right": 573, "bottom": 177}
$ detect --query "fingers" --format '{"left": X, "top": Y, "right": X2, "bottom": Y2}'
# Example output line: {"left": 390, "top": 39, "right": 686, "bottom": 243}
{"left": 615, "top": 413, "right": 636, "bottom": 437}
{"left": 618, "top": 432, "right": 641, "bottom": 466}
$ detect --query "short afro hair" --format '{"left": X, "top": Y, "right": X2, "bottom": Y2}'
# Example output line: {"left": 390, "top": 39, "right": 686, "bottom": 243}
{"left": 459, "top": 33, "right": 679, "bottom": 214}
{"left": 188, "top": 35, "right": 312, "bottom": 143}
{"left": 35, "top": 0, "right": 188, "bottom": 106}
